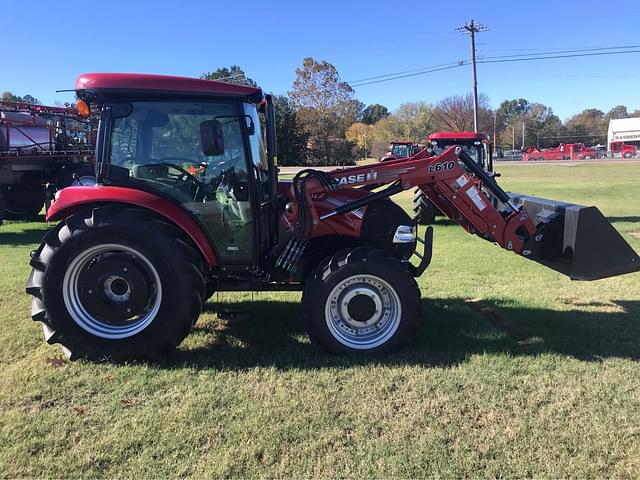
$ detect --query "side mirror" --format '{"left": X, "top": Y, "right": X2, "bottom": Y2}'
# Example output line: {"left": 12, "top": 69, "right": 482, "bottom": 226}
{"left": 200, "top": 120, "right": 224, "bottom": 156}
{"left": 244, "top": 115, "right": 255, "bottom": 136}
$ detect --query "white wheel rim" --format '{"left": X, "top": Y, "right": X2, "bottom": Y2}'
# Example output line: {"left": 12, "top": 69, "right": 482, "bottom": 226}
{"left": 325, "top": 274, "right": 402, "bottom": 350}
{"left": 62, "top": 243, "right": 162, "bottom": 339}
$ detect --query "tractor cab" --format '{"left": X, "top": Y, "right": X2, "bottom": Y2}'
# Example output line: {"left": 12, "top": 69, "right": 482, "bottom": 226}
{"left": 428, "top": 131, "right": 493, "bottom": 172}
{"left": 74, "top": 73, "right": 279, "bottom": 269}
{"left": 380, "top": 141, "right": 424, "bottom": 162}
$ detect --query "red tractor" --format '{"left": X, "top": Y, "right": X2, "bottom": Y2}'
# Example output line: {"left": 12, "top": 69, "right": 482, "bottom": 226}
{"left": 413, "top": 131, "right": 493, "bottom": 225}
{"left": 380, "top": 141, "right": 425, "bottom": 162}
{"left": 26, "top": 73, "right": 640, "bottom": 360}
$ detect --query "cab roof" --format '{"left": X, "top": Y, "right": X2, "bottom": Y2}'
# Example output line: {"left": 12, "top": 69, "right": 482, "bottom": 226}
{"left": 75, "top": 73, "right": 263, "bottom": 102}
{"left": 429, "top": 131, "right": 490, "bottom": 141}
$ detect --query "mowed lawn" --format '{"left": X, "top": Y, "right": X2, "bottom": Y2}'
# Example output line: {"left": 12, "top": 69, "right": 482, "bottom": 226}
{"left": 1, "top": 162, "right": 639, "bottom": 478}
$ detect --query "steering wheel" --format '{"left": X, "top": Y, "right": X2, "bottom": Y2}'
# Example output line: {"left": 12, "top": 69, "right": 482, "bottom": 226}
{"left": 151, "top": 160, "right": 204, "bottom": 185}
{"left": 140, "top": 161, "right": 210, "bottom": 201}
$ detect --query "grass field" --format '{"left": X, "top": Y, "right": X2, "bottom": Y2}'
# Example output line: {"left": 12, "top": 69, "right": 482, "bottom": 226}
{"left": 1, "top": 162, "right": 639, "bottom": 477}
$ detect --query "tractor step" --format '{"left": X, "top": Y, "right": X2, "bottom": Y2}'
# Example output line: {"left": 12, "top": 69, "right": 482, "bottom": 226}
{"left": 510, "top": 193, "right": 640, "bottom": 280}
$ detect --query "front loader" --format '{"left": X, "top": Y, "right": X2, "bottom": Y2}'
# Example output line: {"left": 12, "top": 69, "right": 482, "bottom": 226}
{"left": 25, "top": 73, "right": 640, "bottom": 360}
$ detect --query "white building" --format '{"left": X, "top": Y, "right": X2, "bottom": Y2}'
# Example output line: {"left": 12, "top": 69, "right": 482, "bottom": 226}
{"left": 608, "top": 117, "right": 640, "bottom": 148}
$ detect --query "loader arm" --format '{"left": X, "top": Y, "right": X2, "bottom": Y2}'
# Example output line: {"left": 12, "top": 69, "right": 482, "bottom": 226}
{"left": 287, "top": 146, "right": 640, "bottom": 281}
{"left": 290, "top": 146, "right": 537, "bottom": 256}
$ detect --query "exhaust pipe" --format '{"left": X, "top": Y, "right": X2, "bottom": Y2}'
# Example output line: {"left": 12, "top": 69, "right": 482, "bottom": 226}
{"left": 510, "top": 193, "right": 640, "bottom": 281}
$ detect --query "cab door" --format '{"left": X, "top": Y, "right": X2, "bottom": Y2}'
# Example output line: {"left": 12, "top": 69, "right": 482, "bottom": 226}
{"left": 107, "top": 99, "right": 257, "bottom": 265}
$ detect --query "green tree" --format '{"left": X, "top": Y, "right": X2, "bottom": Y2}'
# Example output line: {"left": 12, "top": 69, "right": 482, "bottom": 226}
{"left": 395, "top": 102, "right": 434, "bottom": 141}
{"left": 273, "top": 95, "right": 308, "bottom": 166}
{"left": 368, "top": 115, "right": 405, "bottom": 158}
{"left": 496, "top": 98, "right": 530, "bottom": 129}
{"left": 2, "top": 91, "right": 40, "bottom": 104}
{"left": 564, "top": 108, "right": 606, "bottom": 144}
{"left": 605, "top": 105, "right": 628, "bottom": 121}
{"left": 201, "top": 65, "right": 258, "bottom": 87}
{"left": 361, "top": 104, "right": 389, "bottom": 125}
{"left": 495, "top": 98, "right": 560, "bottom": 149}
{"left": 346, "top": 122, "right": 373, "bottom": 158}
{"left": 289, "top": 57, "right": 359, "bottom": 165}
{"left": 21, "top": 94, "right": 40, "bottom": 104}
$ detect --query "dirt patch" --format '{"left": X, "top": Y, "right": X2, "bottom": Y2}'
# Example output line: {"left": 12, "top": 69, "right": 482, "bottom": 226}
{"left": 465, "top": 298, "right": 529, "bottom": 342}
{"left": 630, "top": 230, "right": 640, "bottom": 240}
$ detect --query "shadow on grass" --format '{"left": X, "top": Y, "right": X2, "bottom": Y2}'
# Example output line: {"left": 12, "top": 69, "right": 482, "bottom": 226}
{"left": 164, "top": 297, "right": 640, "bottom": 371}
{"left": 431, "top": 217, "right": 457, "bottom": 226}
{"left": 0, "top": 228, "right": 46, "bottom": 246}
{"left": 607, "top": 216, "right": 640, "bottom": 223}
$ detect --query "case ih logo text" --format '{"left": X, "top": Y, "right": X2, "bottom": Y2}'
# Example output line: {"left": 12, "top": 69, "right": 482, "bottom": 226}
{"left": 428, "top": 161, "right": 455, "bottom": 173}
{"left": 336, "top": 171, "right": 378, "bottom": 186}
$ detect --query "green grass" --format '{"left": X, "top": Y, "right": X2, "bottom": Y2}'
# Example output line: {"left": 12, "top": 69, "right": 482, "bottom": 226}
{"left": 1, "top": 162, "right": 639, "bottom": 477}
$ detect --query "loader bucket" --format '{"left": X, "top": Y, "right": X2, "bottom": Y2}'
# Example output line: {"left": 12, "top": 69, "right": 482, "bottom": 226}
{"left": 510, "top": 194, "right": 640, "bottom": 281}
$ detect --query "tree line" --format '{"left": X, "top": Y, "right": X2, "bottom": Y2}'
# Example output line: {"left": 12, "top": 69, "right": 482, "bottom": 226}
{"left": 216, "top": 60, "right": 640, "bottom": 164}
{"left": 208, "top": 59, "right": 639, "bottom": 164}
{"left": 5, "top": 60, "right": 638, "bottom": 165}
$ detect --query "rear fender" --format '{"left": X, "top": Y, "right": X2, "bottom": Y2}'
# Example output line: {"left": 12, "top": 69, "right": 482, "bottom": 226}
{"left": 47, "top": 185, "right": 218, "bottom": 267}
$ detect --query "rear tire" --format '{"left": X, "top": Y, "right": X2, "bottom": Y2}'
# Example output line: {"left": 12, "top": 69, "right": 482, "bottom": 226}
{"left": 413, "top": 188, "right": 437, "bottom": 225}
{"left": 302, "top": 248, "right": 420, "bottom": 354}
{"left": 26, "top": 206, "right": 204, "bottom": 360}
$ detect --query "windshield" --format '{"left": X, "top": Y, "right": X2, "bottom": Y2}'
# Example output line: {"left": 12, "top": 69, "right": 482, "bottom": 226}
{"left": 391, "top": 144, "right": 411, "bottom": 158}
{"left": 430, "top": 140, "right": 488, "bottom": 168}
{"left": 109, "top": 100, "right": 247, "bottom": 184}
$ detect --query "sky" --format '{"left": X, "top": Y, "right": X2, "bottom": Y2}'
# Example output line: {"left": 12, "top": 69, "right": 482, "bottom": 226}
{"left": 3, "top": 0, "right": 640, "bottom": 121}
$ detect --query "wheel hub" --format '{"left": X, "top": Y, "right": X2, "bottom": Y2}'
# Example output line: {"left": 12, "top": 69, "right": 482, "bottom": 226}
{"left": 63, "top": 244, "right": 162, "bottom": 339}
{"left": 341, "top": 288, "right": 382, "bottom": 327}
{"left": 325, "top": 274, "right": 402, "bottom": 349}
{"left": 103, "top": 275, "right": 131, "bottom": 303}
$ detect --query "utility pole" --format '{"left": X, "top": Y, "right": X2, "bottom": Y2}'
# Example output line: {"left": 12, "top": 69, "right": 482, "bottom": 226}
{"left": 363, "top": 129, "right": 368, "bottom": 160}
{"left": 493, "top": 110, "right": 497, "bottom": 156}
{"left": 512, "top": 124, "right": 515, "bottom": 150}
{"left": 456, "top": 19, "right": 488, "bottom": 133}
{"left": 522, "top": 122, "right": 525, "bottom": 150}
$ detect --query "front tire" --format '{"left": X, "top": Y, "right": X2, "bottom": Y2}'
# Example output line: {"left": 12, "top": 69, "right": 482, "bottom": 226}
{"left": 302, "top": 248, "right": 420, "bottom": 354}
{"left": 26, "top": 206, "right": 204, "bottom": 360}
{"left": 413, "top": 188, "right": 437, "bottom": 225}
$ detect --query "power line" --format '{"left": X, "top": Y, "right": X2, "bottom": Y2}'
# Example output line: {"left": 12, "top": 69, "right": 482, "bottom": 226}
{"left": 347, "top": 61, "right": 465, "bottom": 84}
{"left": 479, "top": 44, "right": 640, "bottom": 59}
{"left": 350, "top": 63, "right": 466, "bottom": 87}
{"left": 349, "top": 46, "right": 640, "bottom": 88}
{"left": 477, "top": 49, "right": 640, "bottom": 65}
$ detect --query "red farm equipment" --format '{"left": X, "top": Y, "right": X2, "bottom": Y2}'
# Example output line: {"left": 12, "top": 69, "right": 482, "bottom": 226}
{"left": 380, "top": 141, "right": 425, "bottom": 162}
{"left": 0, "top": 101, "right": 97, "bottom": 222}
{"left": 523, "top": 143, "right": 598, "bottom": 161}
{"left": 25, "top": 73, "right": 640, "bottom": 361}
{"left": 412, "top": 131, "right": 493, "bottom": 225}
